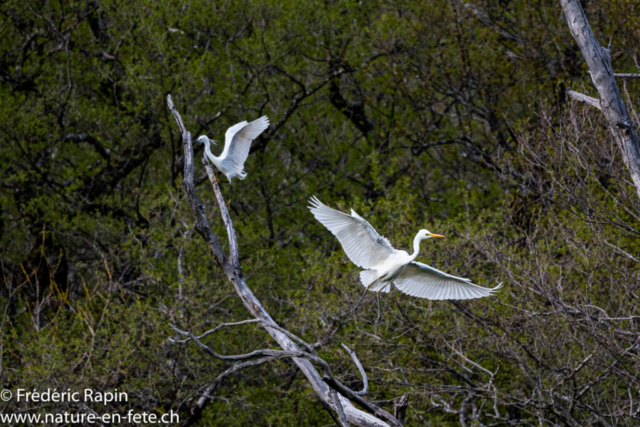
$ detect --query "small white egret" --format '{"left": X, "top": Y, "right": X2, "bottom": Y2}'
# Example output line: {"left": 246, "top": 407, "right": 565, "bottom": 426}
{"left": 195, "top": 116, "right": 270, "bottom": 182}
{"left": 308, "top": 196, "right": 501, "bottom": 314}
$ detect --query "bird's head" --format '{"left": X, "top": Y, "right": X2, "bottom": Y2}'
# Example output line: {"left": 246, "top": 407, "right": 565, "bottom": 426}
{"left": 194, "top": 135, "right": 216, "bottom": 145}
{"left": 418, "top": 229, "right": 445, "bottom": 240}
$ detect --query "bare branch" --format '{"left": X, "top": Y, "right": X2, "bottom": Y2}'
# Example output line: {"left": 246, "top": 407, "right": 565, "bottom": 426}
{"left": 567, "top": 90, "right": 602, "bottom": 111}
{"left": 445, "top": 342, "right": 495, "bottom": 381}
{"left": 341, "top": 344, "right": 368, "bottom": 396}
{"left": 168, "top": 319, "right": 261, "bottom": 344}
{"left": 166, "top": 95, "right": 227, "bottom": 267}
{"left": 168, "top": 323, "right": 333, "bottom": 376}
{"left": 258, "top": 321, "right": 319, "bottom": 356}
{"left": 63, "top": 134, "right": 111, "bottom": 161}
{"left": 323, "top": 375, "right": 402, "bottom": 427}
{"left": 170, "top": 317, "right": 318, "bottom": 355}
{"left": 393, "top": 395, "right": 409, "bottom": 427}
{"left": 614, "top": 73, "right": 640, "bottom": 79}
{"left": 251, "top": 68, "right": 349, "bottom": 153}
{"left": 180, "top": 356, "right": 278, "bottom": 427}
{"left": 330, "top": 388, "right": 351, "bottom": 427}
{"left": 567, "top": 354, "right": 593, "bottom": 380}
{"left": 170, "top": 321, "right": 398, "bottom": 426}
{"left": 603, "top": 240, "right": 640, "bottom": 263}
{"left": 177, "top": 246, "right": 185, "bottom": 319}
{"left": 329, "top": 78, "right": 374, "bottom": 136}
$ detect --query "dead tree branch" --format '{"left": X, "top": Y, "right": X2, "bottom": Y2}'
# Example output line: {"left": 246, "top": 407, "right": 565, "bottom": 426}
{"left": 168, "top": 323, "right": 333, "bottom": 375}
{"left": 167, "top": 97, "right": 226, "bottom": 267}
{"left": 614, "top": 73, "right": 640, "bottom": 79}
{"left": 169, "top": 321, "right": 400, "bottom": 426}
{"left": 166, "top": 94, "right": 400, "bottom": 427}
{"left": 323, "top": 375, "right": 400, "bottom": 425}
{"left": 169, "top": 319, "right": 261, "bottom": 344}
{"left": 330, "top": 387, "right": 351, "bottom": 427}
{"left": 341, "top": 344, "right": 368, "bottom": 396}
{"left": 393, "top": 395, "right": 409, "bottom": 427}
{"left": 567, "top": 90, "right": 602, "bottom": 111}
{"left": 180, "top": 356, "right": 278, "bottom": 427}
{"left": 560, "top": 0, "right": 640, "bottom": 199}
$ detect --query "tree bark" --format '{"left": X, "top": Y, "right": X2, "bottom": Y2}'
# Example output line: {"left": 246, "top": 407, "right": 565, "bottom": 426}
{"left": 560, "top": 0, "right": 640, "bottom": 199}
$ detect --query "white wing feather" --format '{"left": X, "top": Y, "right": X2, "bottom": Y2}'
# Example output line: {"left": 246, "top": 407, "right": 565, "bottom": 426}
{"left": 308, "top": 196, "right": 396, "bottom": 269}
{"left": 394, "top": 261, "right": 502, "bottom": 300}
{"left": 220, "top": 116, "right": 270, "bottom": 169}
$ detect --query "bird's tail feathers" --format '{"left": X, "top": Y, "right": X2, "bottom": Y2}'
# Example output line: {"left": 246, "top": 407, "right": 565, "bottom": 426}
{"left": 360, "top": 271, "right": 391, "bottom": 293}
{"left": 359, "top": 270, "right": 377, "bottom": 287}
{"left": 360, "top": 270, "right": 391, "bottom": 294}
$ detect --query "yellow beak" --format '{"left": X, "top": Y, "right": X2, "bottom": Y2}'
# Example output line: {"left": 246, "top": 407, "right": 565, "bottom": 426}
{"left": 429, "top": 233, "right": 445, "bottom": 238}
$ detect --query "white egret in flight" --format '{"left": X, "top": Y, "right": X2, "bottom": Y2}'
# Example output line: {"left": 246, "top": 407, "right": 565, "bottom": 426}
{"left": 308, "top": 196, "right": 501, "bottom": 315}
{"left": 195, "top": 116, "right": 270, "bottom": 182}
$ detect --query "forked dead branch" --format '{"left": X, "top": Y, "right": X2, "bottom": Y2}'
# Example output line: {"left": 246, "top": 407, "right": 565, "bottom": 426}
{"left": 166, "top": 94, "right": 405, "bottom": 427}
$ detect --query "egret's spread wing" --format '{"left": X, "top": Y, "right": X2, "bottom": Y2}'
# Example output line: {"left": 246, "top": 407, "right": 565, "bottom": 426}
{"left": 394, "top": 262, "right": 502, "bottom": 300}
{"left": 308, "top": 196, "right": 396, "bottom": 269}
{"left": 221, "top": 116, "right": 270, "bottom": 168}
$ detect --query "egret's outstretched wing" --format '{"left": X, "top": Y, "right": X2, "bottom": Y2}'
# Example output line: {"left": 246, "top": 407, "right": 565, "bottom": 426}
{"left": 308, "top": 196, "right": 396, "bottom": 269}
{"left": 221, "top": 116, "right": 270, "bottom": 168}
{"left": 394, "top": 262, "right": 502, "bottom": 300}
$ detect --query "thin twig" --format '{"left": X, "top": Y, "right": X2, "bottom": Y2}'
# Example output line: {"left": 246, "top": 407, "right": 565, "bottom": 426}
{"left": 604, "top": 240, "right": 640, "bottom": 263}
{"left": 168, "top": 319, "right": 261, "bottom": 344}
{"left": 566, "top": 354, "right": 593, "bottom": 380}
{"left": 169, "top": 323, "right": 332, "bottom": 377}
{"left": 169, "top": 317, "right": 318, "bottom": 355}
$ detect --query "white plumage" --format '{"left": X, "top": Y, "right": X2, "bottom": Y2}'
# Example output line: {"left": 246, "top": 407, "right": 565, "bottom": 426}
{"left": 195, "top": 116, "right": 269, "bottom": 182}
{"left": 308, "top": 196, "right": 502, "bottom": 300}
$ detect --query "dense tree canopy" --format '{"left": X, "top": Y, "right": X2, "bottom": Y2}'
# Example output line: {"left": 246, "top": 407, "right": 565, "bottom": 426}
{"left": 2, "top": 0, "right": 640, "bottom": 424}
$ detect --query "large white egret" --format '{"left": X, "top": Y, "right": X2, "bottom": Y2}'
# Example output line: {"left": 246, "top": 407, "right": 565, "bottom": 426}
{"left": 195, "top": 116, "right": 269, "bottom": 182}
{"left": 308, "top": 196, "right": 501, "bottom": 313}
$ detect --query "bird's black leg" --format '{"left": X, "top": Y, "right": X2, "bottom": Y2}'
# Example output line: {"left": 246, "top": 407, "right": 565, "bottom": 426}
{"left": 344, "top": 286, "right": 370, "bottom": 321}
{"left": 227, "top": 182, "right": 233, "bottom": 207}
{"left": 373, "top": 283, "right": 391, "bottom": 333}
{"left": 374, "top": 292, "right": 382, "bottom": 333}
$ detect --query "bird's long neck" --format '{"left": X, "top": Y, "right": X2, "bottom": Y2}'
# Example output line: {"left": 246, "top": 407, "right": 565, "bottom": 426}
{"left": 203, "top": 140, "right": 221, "bottom": 166}
{"left": 410, "top": 234, "right": 423, "bottom": 261}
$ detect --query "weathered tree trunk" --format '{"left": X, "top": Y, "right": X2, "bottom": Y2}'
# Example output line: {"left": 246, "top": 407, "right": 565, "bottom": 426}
{"left": 560, "top": 0, "right": 640, "bottom": 199}
{"left": 167, "top": 95, "right": 397, "bottom": 427}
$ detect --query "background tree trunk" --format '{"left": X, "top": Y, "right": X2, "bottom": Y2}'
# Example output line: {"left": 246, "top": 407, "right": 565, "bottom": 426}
{"left": 561, "top": 0, "right": 640, "bottom": 199}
